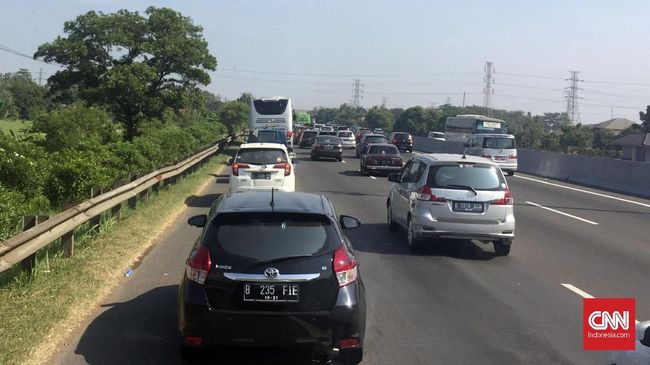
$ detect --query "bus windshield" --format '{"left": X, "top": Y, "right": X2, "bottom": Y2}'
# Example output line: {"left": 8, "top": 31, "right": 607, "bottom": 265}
{"left": 253, "top": 99, "right": 289, "bottom": 115}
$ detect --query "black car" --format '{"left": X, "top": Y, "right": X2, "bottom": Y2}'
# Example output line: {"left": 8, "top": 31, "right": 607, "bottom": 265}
{"left": 311, "top": 136, "right": 344, "bottom": 161}
{"left": 355, "top": 133, "right": 388, "bottom": 157}
{"left": 299, "top": 130, "right": 319, "bottom": 148}
{"left": 387, "top": 132, "right": 413, "bottom": 152}
{"left": 360, "top": 143, "right": 403, "bottom": 175}
{"left": 179, "top": 192, "right": 366, "bottom": 364}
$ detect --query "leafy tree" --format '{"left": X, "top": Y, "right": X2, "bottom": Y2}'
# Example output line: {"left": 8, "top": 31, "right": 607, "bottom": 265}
{"left": 35, "top": 7, "right": 217, "bottom": 140}
{"left": 393, "top": 106, "right": 432, "bottom": 136}
{"left": 31, "top": 104, "right": 121, "bottom": 152}
{"left": 218, "top": 101, "right": 248, "bottom": 135}
{"left": 0, "top": 69, "right": 47, "bottom": 119}
{"left": 0, "top": 88, "right": 17, "bottom": 119}
{"left": 638, "top": 105, "right": 650, "bottom": 132}
{"left": 561, "top": 124, "right": 593, "bottom": 152}
{"left": 364, "top": 106, "right": 394, "bottom": 131}
{"left": 237, "top": 92, "right": 253, "bottom": 105}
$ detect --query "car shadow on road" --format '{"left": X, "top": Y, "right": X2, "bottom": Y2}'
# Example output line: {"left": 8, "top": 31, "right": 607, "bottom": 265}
{"left": 209, "top": 174, "right": 230, "bottom": 184}
{"left": 347, "top": 223, "right": 496, "bottom": 261}
{"left": 185, "top": 194, "right": 222, "bottom": 208}
{"left": 74, "top": 285, "right": 314, "bottom": 365}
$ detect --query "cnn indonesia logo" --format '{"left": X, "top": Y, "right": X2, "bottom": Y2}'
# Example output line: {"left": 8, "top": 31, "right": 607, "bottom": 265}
{"left": 583, "top": 298, "right": 635, "bottom": 350}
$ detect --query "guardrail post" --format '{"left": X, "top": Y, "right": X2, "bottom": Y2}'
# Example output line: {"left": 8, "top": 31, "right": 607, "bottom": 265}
{"left": 128, "top": 174, "right": 138, "bottom": 209}
{"left": 20, "top": 215, "right": 49, "bottom": 272}
{"left": 89, "top": 187, "right": 103, "bottom": 231}
{"left": 61, "top": 230, "right": 74, "bottom": 257}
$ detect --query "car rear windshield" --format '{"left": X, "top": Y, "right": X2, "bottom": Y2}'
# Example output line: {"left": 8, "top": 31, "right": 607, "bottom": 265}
{"left": 368, "top": 145, "right": 399, "bottom": 154}
{"left": 235, "top": 148, "right": 287, "bottom": 164}
{"left": 302, "top": 131, "right": 318, "bottom": 138}
{"left": 319, "top": 131, "right": 337, "bottom": 136}
{"left": 364, "top": 136, "right": 387, "bottom": 143}
{"left": 427, "top": 164, "right": 505, "bottom": 191}
{"left": 210, "top": 213, "right": 340, "bottom": 261}
{"left": 392, "top": 133, "right": 410, "bottom": 141}
{"left": 257, "top": 131, "right": 282, "bottom": 143}
{"left": 483, "top": 137, "right": 516, "bottom": 149}
{"left": 316, "top": 136, "right": 340, "bottom": 144}
{"left": 338, "top": 131, "right": 353, "bottom": 137}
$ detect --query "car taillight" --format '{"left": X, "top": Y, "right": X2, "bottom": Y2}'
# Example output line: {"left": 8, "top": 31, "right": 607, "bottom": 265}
{"left": 314, "top": 144, "right": 322, "bottom": 150}
{"left": 392, "top": 157, "right": 402, "bottom": 165}
{"left": 492, "top": 189, "right": 514, "bottom": 205}
{"left": 339, "top": 338, "right": 361, "bottom": 349}
{"left": 366, "top": 157, "right": 376, "bottom": 164}
{"left": 287, "top": 131, "right": 293, "bottom": 138}
{"left": 391, "top": 139, "right": 397, "bottom": 144}
{"left": 273, "top": 162, "right": 291, "bottom": 176}
{"left": 336, "top": 144, "right": 342, "bottom": 149}
{"left": 333, "top": 245, "right": 358, "bottom": 287}
{"left": 186, "top": 245, "right": 211, "bottom": 285}
{"left": 416, "top": 185, "right": 447, "bottom": 202}
{"left": 408, "top": 137, "right": 413, "bottom": 142}
{"left": 508, "top": 154, "right": 517, "bottom": 160}
{"left": 232, "top": 162, "right": 249, "bottom": 176}
{"left": 481, "top": 154, "right": 492, "bottom": 159}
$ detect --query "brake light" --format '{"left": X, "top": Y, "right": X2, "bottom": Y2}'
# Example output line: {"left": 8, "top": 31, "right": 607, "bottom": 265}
{"left": 314, "top": 144, "right": 322, "bottom": 150}
{"left": 508, "top": 154, "right": 517, "bottom": 160}
{"left": 339, "top": 338, "right": 361, "bottom": 348}
{"left": 333, "top": 245, "right": 358, "bottom": 287}
{"left": 366, "top": 157, "right": 376, "bottom": 164}
{"left": 287, "top": 131, "right": 293, "bottom": 138}
{"left": 232, "top": 162, "right": 249, "bottom": 176}
{"left": 273, "top": 162, "right": 292, "bottom": 176}
{"left": 186, "top": 245, "right": 211, "bottom": 285}
{"left": 392, "top": 157, "right": 402, "bottom": 165}
{"left": 492, "top": 189, "right": 514, "bottom": 205}
{"left": 416, "top": 185, "right": 447, "bottom": 202}
{"left": 391, "top": 139, "right": 397, "bottom": 144}
{"left": 481, "top": 154, "right": 492, "bottom": 159}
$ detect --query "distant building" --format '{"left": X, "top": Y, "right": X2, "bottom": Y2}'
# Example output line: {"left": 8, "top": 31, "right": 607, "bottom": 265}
{"left": 590, "top": 118, "right": 636, "bottom": 133}
{"left": 610, "top": 132, "right": 650, "bottom": 161}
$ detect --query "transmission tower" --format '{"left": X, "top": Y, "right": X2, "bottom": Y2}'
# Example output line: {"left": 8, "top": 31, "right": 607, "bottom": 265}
{"left": 483, "top": 61, "right": 494, "bottom": 116}
{"left": 352, "top": 79, "right": 363, "bottom": 107}
{"left": 381, "top": 97, "right": 387, "bottom": 107}
{"left": 565, "top": 70, "right": 583, "bottom": 125}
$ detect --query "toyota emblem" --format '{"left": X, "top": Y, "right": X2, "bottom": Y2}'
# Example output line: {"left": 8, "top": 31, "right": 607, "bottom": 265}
{"left": 264, "top": 267, "right": 280, "bottom": 279}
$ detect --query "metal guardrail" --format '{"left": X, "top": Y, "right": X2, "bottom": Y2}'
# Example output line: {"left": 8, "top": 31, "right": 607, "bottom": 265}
{"left": 0, "top": 137, "right": 233, "bottom": 274}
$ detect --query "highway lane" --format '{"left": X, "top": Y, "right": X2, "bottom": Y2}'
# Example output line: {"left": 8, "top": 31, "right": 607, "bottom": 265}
{"left": 49, "top": 148, "right": 650, "bottom": 364}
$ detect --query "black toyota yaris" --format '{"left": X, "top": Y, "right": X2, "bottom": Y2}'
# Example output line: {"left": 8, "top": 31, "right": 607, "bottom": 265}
{"left": 178, "top": 191, "right": 366, "bottom": 364}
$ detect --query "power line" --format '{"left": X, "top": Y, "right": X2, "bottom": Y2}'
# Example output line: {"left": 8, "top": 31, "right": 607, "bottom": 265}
{"left": 0, "top": 42, "right": 61, "bottom": 67}
{"left": 219, "top": 67, "right": 480, "bottom": 78}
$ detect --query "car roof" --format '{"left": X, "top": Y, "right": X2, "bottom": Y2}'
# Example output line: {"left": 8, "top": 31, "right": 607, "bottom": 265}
{"left": 239, "top": 143, "right": 289, "bottom": 151}
{"left": 216, "top": 192, "right": 333, "bottom": 215}
{"left": 415, "top": 153, "right": 499, "bottom": 166}
{"left": 471, "top": 133, "right": 515, "bottom": 138}
{"left": 362, "top": 133, "right": 387, "bottom": 138}
{"left": 367, "top": 143, "right": 399, "bottom": 149}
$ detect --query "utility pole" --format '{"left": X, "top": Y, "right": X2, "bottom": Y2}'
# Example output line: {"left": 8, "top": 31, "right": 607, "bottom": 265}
{"left": 38, "top": 68, "right": 43, "bottom": 86}
{"left": 381, "top": 97, "right": 387, "bottom": 108}
{"left": 483, "top": 61, "right": 494, "bottom": 116}
{"left": 462, "top": 92, "right": 466, "bottom": 108}
{"left": 565, "top": 70, "right": 582, "bottom": 125}
{"left": 610, "top": 107, "right": 614, "bottom": 119}
{"left": 352, "top": 79, "right": 363, "bottom": 108}
{"left": 445, "top": 96, "right": 452, "bottom": 105}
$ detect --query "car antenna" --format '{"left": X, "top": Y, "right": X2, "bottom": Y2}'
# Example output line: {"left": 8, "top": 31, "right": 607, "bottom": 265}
{"left": 270, "top": 187, "right": 275, "bottom": 210}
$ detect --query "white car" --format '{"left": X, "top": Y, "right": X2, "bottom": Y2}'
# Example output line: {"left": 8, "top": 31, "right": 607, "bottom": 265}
{"left": 337, "top": 130, "right": 357, "bottom": 149}
{"left": 229, "top": 143, "right": 296, "bottom": 193}
{"left": 609, "top": 321, "right": 650, "bottom": 365}
{"left": 427, "top": 131, "right": 446, "bottom": 141}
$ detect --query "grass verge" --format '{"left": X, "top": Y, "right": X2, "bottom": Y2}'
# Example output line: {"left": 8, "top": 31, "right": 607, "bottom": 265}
{"left": 0, "top": 145, "right": 235, "bottom": 365}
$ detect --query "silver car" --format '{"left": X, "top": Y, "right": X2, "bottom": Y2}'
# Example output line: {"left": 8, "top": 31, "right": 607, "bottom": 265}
{"left": 386, "top": 154, "right": 515, "bottom": 255}
{"left": 337, "top": 130, "right": 356, "bottom": 149}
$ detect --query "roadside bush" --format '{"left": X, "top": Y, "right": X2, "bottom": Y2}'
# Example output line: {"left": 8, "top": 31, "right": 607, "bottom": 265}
{"left": 0, "top": 136, "right": 49, "bottom": 198}
{"left": 107, "top": 141, "right": 155, "bottom": 179}
{"left": 0, "top": 183, "right": 25, "bottom": 240}
{"left": 186, "top": 121, "right": 226, "bottom": 147}
{"left": 140, "top": 127, "right": 198, "bottom": 164}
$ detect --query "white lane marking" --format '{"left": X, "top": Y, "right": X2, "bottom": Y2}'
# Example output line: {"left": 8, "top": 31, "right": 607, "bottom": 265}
{"left": 515, "top": 175, "right": 650, "bottom": 209}
{"left": 370, "top": 176, "right": 377, "bottom": 180}
{"left": 526, "top": 201, "right": 599, "bottom": 225}
{"left": 561, "top": 283, "right": 640, "bottom": 324}
{"left": 411, "top": 151, "right": 422, "bottom": 155}
{"left": 341, "top": 160, "right": 346, "bottom": 163}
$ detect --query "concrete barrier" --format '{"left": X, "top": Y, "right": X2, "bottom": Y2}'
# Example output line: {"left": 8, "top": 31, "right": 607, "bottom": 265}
{"left": 411, "top": 136, "right": 650, "bottom": 198}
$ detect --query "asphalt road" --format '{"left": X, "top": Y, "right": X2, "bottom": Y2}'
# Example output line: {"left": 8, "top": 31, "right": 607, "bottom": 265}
{"left": 50, "top": 148, "right": 650, "bottom": 365}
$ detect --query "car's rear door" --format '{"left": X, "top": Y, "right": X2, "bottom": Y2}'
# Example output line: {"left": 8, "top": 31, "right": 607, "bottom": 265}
{"left": 234, "top": 148, "right": 289, "bottom": 189}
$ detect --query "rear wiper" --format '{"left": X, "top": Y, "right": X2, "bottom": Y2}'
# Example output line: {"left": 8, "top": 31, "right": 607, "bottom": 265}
{"left": 254, "top": 254, "right": 314, "bottom": 266}
{"left": 445, "top": 184, "right": 477, "bottom": 195}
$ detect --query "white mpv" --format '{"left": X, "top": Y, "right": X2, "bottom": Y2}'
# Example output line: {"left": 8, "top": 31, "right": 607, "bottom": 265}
{"left": 229, "top": 143, "right": 296, "bottom": 193}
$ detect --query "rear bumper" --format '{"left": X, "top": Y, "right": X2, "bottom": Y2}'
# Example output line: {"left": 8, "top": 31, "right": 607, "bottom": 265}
{"left": 340, "top": 141, "right": 356, "bottom": 148}
{"left": 494, "top": 162, "right": 518, "bottom": 171}
{"left": 312, "top": 150, "right": 343, "bottom": 158}
{"left": 178, "top": 280, "right": 366, "bottom": 352}
{"left": 410, "top": 207, "right": 516, "bottom": 241}
{"left": 392, "top": 143, "right": 413, "bottom": 150}
{"left": 366, "top": 165, "right": 402, "bottom": 172}
{"left": 229, "top": 176, "right": 295, "bottom": 193}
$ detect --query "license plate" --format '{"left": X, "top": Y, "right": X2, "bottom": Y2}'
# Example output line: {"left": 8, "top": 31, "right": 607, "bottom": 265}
{"left": 251, "top": 172, "right": 271, "bottom": 180}
{"left": 325, "top": 145, "right": 333, "bottom": 149}
{"left": 243, "top": 283, "right": 299, "bottom": 303}
{"left": 494, "top": 156, "right": 507, "bottom": 161}
{"left": 452, "top": 201, "right": 484, "bottom": 213}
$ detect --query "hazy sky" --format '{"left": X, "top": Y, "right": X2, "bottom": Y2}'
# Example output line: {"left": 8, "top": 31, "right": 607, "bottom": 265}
{"left": 2, "top": 0, "right": 650, "bottom": 123}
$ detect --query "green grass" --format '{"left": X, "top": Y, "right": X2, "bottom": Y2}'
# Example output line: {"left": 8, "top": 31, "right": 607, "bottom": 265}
{"left": 0, "top": 119, "right": 32, "bottom": 136}
{"left": 0, "top": 146, "right": 235, "bottom": 365}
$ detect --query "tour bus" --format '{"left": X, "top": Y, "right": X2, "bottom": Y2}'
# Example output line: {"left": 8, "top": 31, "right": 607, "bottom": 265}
{"left": 249, "top": 96, "right": 294, "bottom": 146}
{"left": 444, "top": 115, "right": 507, "bottom": 142}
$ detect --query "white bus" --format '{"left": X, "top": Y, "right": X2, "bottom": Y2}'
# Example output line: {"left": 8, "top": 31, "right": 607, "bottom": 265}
{"left": 444, "top": 115, "right": 507, "bottom": 142}
{"left": 249, "top": 96, "right": 294, "bottom": 145}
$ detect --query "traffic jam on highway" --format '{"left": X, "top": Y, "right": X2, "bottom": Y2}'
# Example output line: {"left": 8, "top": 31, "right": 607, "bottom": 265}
{"left": 176, "top": 97, "right": 650, "bottom": 364}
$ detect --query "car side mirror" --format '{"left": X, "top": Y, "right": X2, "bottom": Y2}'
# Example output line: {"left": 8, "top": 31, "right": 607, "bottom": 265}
{"left": 226, "top": 157, "right": 234, "bottom": 166}
{"left": 187, "top": 215, "right": 207, "bottom": 228}
{"left": 387, "top": 173, "right": 400, "bottom": 183}
{"left": 340, "top": 215, "right": 361, "bottom": 229}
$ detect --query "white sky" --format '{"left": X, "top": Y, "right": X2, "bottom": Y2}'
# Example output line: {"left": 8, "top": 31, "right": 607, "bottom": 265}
{"left": 2, "top": 0, "right": 650, "bottom": 124}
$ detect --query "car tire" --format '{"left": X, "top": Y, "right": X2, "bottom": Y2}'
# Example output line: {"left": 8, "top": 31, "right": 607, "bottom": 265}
{"left": 180, "top": 345, "right": 201, "bottom": 363}
{"left": 337, "top": 157, "right": 343, "bottom": 162}
{"left": 407, "top": 216, "right": 423, "bottom": 252}
{"left": 507, "top": 170, "right": 515, "bottom": 176}
{"left": 338, "top": 347, "right": 363, "bottom": 365}
{"left": 387, "top": 203, "right": 399, "bottom": 231}
{"left": 311, "top": 155, "right": 317, "bottom": 161}
{"left": 493, "top": 240, "right": 512, "bottom": 256}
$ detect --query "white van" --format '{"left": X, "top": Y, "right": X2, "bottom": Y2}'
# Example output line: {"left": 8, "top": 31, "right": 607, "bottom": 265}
{"left": 427, "top": 131, "right": 446, "bottom": 141}
{"left": 464, "top": 134, "right": 518, "bottom": 176}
